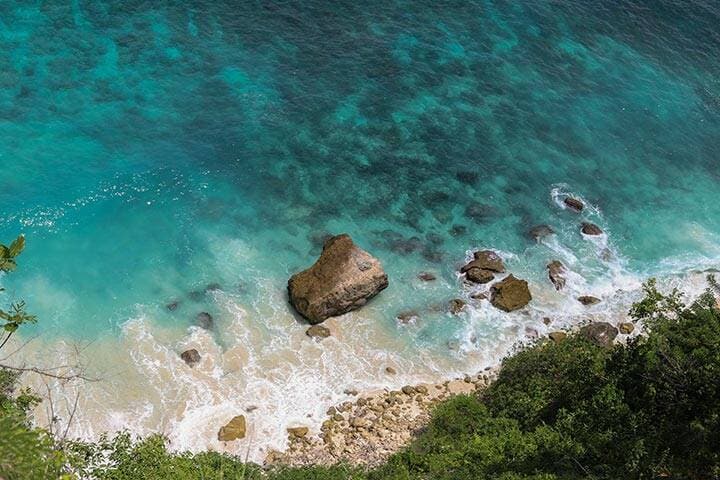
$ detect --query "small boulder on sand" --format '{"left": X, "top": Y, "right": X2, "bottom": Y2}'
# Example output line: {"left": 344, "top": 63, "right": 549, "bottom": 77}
{"left": 306, "top": 325, "right": 331, "bottom": 339}
{"left": 218, "top": 415, "right": 246, "bottom": 441}
{"left": 180, "top": 349, "right": 201, "bottom": 367}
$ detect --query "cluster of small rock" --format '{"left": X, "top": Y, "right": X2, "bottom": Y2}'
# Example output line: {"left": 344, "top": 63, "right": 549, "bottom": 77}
{"left": 266, "top": 371, "right": 496, "bottom": 467}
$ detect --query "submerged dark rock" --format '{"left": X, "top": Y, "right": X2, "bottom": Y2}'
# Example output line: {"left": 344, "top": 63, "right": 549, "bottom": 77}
{"left": 196, "top": 312, "right": 214, "bottom": 329}
{"left": 529, "top": 224, "right": 555, "bottom": 241}
{"left": 288, "top": 234, "right": 388, "bottom": 324}
{"left": 417, "top": 272, "right": 437, "bottom": 282}
{"left": 464, "top": 203, "right": 496, "bottom": 222}
{"left": 167, "top": 301, "right": 180, "bottom": 311}
{"left": 490, "top": 275, "right": 532, "bottom": 312}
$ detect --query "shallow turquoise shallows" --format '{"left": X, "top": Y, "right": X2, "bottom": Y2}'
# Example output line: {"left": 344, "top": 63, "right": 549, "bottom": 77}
{"left": 1, "top": 0, "right": 719, "bottom": 458}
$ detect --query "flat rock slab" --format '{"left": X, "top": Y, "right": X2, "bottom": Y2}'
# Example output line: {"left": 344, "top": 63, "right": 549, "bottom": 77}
{"left": 288, "top": 234, "right": 388, "bottom": 324}
{"left": 218, "top": 415, "right": 246, "bottom": 441}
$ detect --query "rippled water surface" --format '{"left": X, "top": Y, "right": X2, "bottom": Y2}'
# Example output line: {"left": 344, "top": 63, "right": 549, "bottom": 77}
{"left": 1, "top": 0, "right": 719, "bottom": 460}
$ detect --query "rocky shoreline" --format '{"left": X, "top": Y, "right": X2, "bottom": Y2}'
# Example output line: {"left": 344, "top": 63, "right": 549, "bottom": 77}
{"left": 265, "top": 368, "right": 498, "bottom": 468}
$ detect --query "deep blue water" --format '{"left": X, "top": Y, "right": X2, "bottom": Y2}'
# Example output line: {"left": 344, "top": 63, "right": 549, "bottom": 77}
{"left": 1, "top": 0, "right": 720, "bottom": 454}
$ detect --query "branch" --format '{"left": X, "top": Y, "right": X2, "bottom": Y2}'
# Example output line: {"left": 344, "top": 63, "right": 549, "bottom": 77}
{"left": 0, "top": 363, "right": 99, "bottom": 382}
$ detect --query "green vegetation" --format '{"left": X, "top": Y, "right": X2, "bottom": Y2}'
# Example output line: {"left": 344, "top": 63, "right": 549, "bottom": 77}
{"left": 1, "top": 234, "right": 719, "bottom": 479}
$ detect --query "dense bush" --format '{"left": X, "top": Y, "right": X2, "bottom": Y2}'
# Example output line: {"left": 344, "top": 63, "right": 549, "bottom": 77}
{"left": 2, "top": 276, "right": 719, "bottom": 479}
{"left": 372, "top": 280, "right": 720, "bottom": 480}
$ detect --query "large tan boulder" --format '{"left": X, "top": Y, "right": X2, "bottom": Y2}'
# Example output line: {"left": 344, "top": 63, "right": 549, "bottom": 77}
{"left": 288, "top": 234, "right": 388, "bottom": 324}
{"left": 218, "top": 415, "right": 246, "bottom": 441}
{"left": 490, "top": 275, "right": 532, "bottom": 312}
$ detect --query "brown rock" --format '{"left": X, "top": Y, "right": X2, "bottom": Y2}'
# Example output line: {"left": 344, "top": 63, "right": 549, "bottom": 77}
{"left": 288, "top": 234, "right": 389, "bottom": 324}
{"left": 547, "top": 260, "right": 567, "bottom": 291}
{"left": 287, "top": 426, "right": 309, "bottom": 438}
{"left": 548, "top": 331, "right": 567, "bottom": 343}
{"left": 465, "top": 267, "right": 494, "bottom": 284}
{"left": 385, "top": 366, "right": 397, "bottom": 375}
{"left": 448, "top": 299, "right": 467, "bottom": 314}
{"left": 618, "top": 322, "right": 635, "bottom": 334}
{"left": 580, "top": 322, "right": 619, "bottom": 348}
{"left": 401, "top": 386, "right": 416, "bottom": 395}
{"left": 564, "top": 197, "right": 584, "bottom": 212}
{"left": 218, "top": 415, "right": 246, "bottom": 441}
{"left": 490, "top": 275, "right": 532, "bottom": 312}
{"left": 581, "top": 223, "right": 603, "bottom": 236}
{"left": 460, "top": 250, "right": 506, "bottom": 274}
{"left": 180, "top": 349, "right": 201, "bottom": 367}
{"left": 306, "top": 325, "right": 331, "bottom": 339}
{"left": 578, "top": 295, "right": 601, "bottom": 306}
{"left": 543, "top": 317, "right": 552, "bottom": 325}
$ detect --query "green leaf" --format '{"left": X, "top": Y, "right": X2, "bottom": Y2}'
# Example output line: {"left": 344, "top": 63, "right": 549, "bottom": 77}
{"left": 0, "top": 245, "right": 8, "bottom": 258}
{"left": 8, "top": 235, "right": 25, "bottom": 258}
{"left": 3, "top": 323, "right": 18, "bottom": 332}
{"left": 0, "top": 258, "right": 16, "bottom": 272}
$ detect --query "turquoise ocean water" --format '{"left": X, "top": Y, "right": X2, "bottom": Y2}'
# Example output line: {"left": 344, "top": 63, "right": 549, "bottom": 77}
{"left": 1, "top": 0, "right": 720, "bottom": 459}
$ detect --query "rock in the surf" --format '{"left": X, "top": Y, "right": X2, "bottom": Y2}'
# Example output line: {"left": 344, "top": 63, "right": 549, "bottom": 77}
{"left": 288, "top": 234, "right": 389, "bottom": 324}
{"left": 218, "top": 415, "right": 246, "bottom": 441}
{"left": 564, "top": 197, "right": 584, "bottom": 211}
{"left": 460, "top": 250, "right": 505, "bottom": 274}
{"left": 306, "top": 324, "right": 331, "bottom": 339}
{"left": 581, "top": 222, "right": 603, "bottom": 236}
{"left": 618, "top": 322, "right": 635, "bottom": 334}
{"left": 578, "top": 295, "right": 601, "bottom": 306}
{"left": 490, "top": 275, "right": 532, "bottom": 312}
{"left": 464, "top": 267, "right": 495, "bottom": 284}
{"left": 580, "top": 322, "right": 618, "bottom": 348}
{"left": 529, "top": 225, "right": 555, "bottom": 241}
{"left": 180, "top": 349, "right": 201, "bottom": 367}
{"left": 448, "top": 298, "right": 467, "bottom": 314}
{"left": 547, "top": 260, "right": 567, "bottom": 290}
